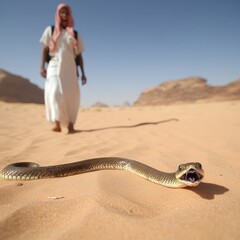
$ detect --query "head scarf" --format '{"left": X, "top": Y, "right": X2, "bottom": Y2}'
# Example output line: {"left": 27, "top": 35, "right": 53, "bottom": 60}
{"left": 49, "top": 3, "right": 78, "bottom": 52}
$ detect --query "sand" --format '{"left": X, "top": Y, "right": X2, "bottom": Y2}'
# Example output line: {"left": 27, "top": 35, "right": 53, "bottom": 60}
{"left": 0, "top": 101, "right": 239, "bottom": 240}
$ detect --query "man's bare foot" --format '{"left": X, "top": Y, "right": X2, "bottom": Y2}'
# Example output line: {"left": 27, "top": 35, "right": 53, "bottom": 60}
{"left": 52, "top": 120, "right": 61, "bottom": 132}
{"left": 68, "top": 123, "right": 76, "bottom": 134}
{"left": 68, "top": 129, "right": 76, "bottom": 134}
{"left": 52, "top": 126, "right": 61, "bottom": 132}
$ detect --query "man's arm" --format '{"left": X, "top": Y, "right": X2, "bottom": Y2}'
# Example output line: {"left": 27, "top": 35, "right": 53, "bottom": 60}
{"left": 40, "top": 46, "right": 49, "bottom": 78}
{"left": 76, "top": 53, "right": 87, "bottom": 85}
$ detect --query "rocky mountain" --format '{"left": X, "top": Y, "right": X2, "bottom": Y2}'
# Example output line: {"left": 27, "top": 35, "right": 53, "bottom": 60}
{"left": 134, "top": 77, "right": 240, "bottom": 106}
{"left": 0, "top": 69, "right": 44, "bottom": 104}
{"left": 91, "top": 102, "right": 109, "bottom": 108}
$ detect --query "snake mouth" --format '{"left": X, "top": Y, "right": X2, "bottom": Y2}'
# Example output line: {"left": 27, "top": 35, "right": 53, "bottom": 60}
{"left": 180, "top": 168, "right": 203, "bottom": 183}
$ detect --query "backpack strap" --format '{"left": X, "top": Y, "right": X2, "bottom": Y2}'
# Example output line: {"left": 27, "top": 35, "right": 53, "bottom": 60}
{"left": 51, "top": 25, "right": 55, "bottom": 34}
{"left": 74, "top": 30, "right": 78, "bottom": 40}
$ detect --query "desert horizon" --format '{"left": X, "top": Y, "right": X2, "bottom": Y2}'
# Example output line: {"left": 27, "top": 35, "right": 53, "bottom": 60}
{"left": 1, "top": 68, "right": 240, "bottom": 108}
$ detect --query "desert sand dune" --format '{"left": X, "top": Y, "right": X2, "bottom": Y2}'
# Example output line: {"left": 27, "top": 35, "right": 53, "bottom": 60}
{"left": 0, "top": 101, "right": 239, "bottom": 240}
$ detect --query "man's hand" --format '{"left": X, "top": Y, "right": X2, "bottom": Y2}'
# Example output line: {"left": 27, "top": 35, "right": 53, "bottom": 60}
{"left": 40, "top": 67, "right": 47, "bottom": 78}
{"left": 81, "top": 74, "right": 87, "bottom": 85}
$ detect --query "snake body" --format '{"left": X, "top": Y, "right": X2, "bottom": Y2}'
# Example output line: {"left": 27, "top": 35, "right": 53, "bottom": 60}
{"left": 0, "top": 158, "right": 204, "bottom": 188}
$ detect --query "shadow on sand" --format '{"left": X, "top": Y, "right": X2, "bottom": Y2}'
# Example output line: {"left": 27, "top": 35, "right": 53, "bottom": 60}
{"left": 74, "top": 118, "right": 179, "bottom": 133}
{"left": 187, "top": 182, "right": 229, "bottom": 200}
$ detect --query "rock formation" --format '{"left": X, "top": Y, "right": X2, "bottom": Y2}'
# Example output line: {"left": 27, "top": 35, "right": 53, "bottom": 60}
{"left": 91, "top": 102, "right": 109, "bottom": 108}
{"left": 0, "top": 69, "right": 44, "bottom": 104}
{"left": 134, "top": 77, "right": 240, "bottom": 106}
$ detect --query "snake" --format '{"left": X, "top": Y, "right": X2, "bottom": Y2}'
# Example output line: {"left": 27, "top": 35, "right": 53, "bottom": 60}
{"left": 0, "top": 157, "right": 204, "bottom": 188}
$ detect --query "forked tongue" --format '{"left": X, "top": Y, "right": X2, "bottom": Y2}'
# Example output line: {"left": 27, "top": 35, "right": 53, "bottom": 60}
{"left": 189, "top": 177, "right": 196, "bottom": 183}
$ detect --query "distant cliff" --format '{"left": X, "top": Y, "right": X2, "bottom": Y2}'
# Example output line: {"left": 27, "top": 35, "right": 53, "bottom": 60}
{"left": 134, "top": 77, "right": 240, "bottom": 106}
{"left": 91, "top": 102, "right": 109, "bottom": 108}
{"left": 0, "top": 69, "right": 44, "bottom": 104}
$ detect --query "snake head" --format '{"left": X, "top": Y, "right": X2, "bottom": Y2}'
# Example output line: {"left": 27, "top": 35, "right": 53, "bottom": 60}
{"left": 175, "top": 162, "right": 204, "bottom": 187}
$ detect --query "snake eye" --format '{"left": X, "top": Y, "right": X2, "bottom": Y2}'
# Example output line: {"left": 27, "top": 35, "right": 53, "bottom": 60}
{"left": 178, "top": 165, "right": 183, "bottom": 171}
{"left": 197, "top": 163, "right": 202, "bottom": 169}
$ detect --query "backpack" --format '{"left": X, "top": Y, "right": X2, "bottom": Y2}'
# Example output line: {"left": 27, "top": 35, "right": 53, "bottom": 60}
{"left": 46, "top": 26, "right": 80, "bottom": 72}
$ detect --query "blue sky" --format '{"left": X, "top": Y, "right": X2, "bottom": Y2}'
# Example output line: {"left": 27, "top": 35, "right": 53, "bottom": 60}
{"left": 0, "top": 0, "right": 239, "bottom": 106}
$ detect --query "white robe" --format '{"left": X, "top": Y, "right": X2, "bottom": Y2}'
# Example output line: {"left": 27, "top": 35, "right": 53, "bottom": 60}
{"left": 40, "top": 26, "right": 84, "bottom": 126}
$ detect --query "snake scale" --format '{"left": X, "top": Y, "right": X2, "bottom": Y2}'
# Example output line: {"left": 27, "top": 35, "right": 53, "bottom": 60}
{"left": 0, "top": 157, "right": 204, "bottom": 188}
